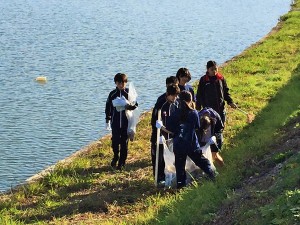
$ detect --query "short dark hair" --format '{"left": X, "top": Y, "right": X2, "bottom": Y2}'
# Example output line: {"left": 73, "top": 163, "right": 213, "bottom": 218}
{"left": 166, "top": 76, "right": 178, "bottom": 86}
{"left": 176, "top": 68, "right": 191, "bottom": 82}
{"left": 179, "top": 90, "right": 195, "bottom": 110}
{"left": 200, "top": 115, "right": 211, "bottom": 130}
{"left": 206, "top": 60, "right": 217, "bottom": 70}
{"left": 179, "top": 90, "right": 192, "bottom": 102}
{"left": 166, "top": 84, "right": 180, "bottom": 96}
{"left": 114, "top": 73, "right": 128, "bottom": 83}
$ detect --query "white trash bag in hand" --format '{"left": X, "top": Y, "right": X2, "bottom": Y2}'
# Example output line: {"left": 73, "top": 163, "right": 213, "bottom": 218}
{"left": 162, "top": 136, "right": 176, "bottom": 187}
{"left": 106, "top": 121, "right": 112, "bottom": 131}
{"left": 126, "top": 108, "right": 140, "bottom": 141}
{"left": 127, "top": 82, "right": 138, "bottom": 104}
{"left": 201, "top": 136, "right": 216, "bottom": 171}
{"left": 125, "top": 82, "right": 140, "bottom": 141}
{"left": 161, "top": 137, "right": 197, "bottom": 187}
{"left": 112, "top": 96, "right": 129, "bottom": 112}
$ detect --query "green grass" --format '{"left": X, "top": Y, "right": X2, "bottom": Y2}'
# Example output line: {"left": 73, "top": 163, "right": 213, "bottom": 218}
{"left": 228, "top": 145, "right": 300, "bottom": 225}
{"left": 1, "top": 1, "right": 300, "bottom": 224}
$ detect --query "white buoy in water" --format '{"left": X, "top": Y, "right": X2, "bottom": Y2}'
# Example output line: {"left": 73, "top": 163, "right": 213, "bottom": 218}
{"left": 35, "top": 76, "right": 47, "bottom": 82}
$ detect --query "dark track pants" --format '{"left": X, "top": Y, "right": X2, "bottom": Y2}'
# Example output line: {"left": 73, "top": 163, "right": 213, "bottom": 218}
{"left": 112, "top": 128, "right": 128, "bottom": 166}
{"left": 175, "top": 150, "right": 215, "bottom": 189}
{"left": 151, "top": 143, "right": 165, "bottom": 182}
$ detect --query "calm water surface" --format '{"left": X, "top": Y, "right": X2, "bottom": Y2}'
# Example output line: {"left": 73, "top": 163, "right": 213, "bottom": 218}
{"left": 0, "top": 0, "right": 291, "bottom": 192}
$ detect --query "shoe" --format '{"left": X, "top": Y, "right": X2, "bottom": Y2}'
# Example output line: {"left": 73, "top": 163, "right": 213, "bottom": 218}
{"left": 110, "top": 158, "right": 118, "bottom": 168}
{"left": 116, "top": 164, "right": 125, "bottom": 171}
{"left": 157, "top": 180, "right": 166, "bottom": 188}
{"left": 176, "top": 181, "right": 186, "bottom": 189}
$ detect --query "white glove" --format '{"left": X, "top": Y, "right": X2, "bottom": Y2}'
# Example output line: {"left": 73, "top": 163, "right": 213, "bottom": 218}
{"left": 156, "top": 120, "right": 164, "bottom": 129}
{"left": 106, "top": 121, "right": 112, "bottom": 131}
{"left": 159, "top": 135, "right": 165, "bottom": 144}
{"left": 208, "top": 136, "right": 217, "bottom": 145}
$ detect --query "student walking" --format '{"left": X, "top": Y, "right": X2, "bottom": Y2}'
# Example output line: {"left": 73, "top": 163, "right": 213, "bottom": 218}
{"left": 161, "top": 91, "right": 216, "bottom": 189}
{"left": 105, "top": 73, "right": 138, "bottom": 170}
{"left": 150, "top": 83, "right": 180, "bottom": 185}
{"left": 176, "top": 68, "right": 196, "bottom": 102}
{"left": 196, "top": 60, "right": 237, "bottom": 124}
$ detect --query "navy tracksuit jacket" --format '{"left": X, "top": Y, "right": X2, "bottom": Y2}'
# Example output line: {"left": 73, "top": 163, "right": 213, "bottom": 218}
{"left": 105, "top": 87, "right": 137, "bottom": 166}
{"left": 150, "top": 94, "right": 179, "bottom": 182}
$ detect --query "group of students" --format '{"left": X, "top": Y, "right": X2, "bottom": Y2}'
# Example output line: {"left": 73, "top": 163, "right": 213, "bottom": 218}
{"left": 105, "top": 60, "right": 237, "bottom": 188}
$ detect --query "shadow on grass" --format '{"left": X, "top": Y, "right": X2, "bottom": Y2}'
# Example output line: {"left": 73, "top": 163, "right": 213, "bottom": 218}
{"left": 21, "top": 176, "right": 154, "bottom": 223}
{"left": 17, "top": 156, "right": 159, "bottom": 223}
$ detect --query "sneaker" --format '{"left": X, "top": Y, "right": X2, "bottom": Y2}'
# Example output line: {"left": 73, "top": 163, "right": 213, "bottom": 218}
{"left": 157, "top": 180, "right": 166, "bottom": 188}
{"left": 116, "top": 165, "right": 124, "bottom": 171}
{"left": 110, "top": 158, "right": 118, "bottom": 168}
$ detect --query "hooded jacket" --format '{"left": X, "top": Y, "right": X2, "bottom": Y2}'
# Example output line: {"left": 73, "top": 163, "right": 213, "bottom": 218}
{"left": 196, "top": 72, "right": 233, "bottom": 114}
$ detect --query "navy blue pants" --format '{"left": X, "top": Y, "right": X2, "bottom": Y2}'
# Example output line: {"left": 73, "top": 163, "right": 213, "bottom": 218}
{"left": 151, "top": 143, "right": 165, "bottom": 182}
{"left": 175, "top": 149, "right": 215, "bottom": 189}
{"left": 111, "top": 127, "right": 128, "bottom": 167}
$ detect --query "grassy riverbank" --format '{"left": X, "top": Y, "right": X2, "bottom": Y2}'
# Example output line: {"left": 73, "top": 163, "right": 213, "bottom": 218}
{"left": 1, "top": 1, "right": 300, "bottom": 224}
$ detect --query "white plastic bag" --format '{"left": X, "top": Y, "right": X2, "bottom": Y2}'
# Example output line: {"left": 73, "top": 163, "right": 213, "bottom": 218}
{"left": 162, "top": 137, "right": 176, "bottom": 173}
{"left": 125, "top": 82, "right": 140, "bottom": 141}
{"left": 161, "top": 137, "right": 198, "bottom": 187}
{"left": 112, "top": 96, "right": 128, "bottom": 112}
{"left": 127, "top": 82, "right": 138, "bottom": 104}
{"left": 201, "top": 144, "right": 216, "bottom": 171}
{"left": 126, "top": 108, "right": 140, "bottom": 140}
{"left": 162, "top": 137, "right": 176, "bottom": 187}
{"left": 185, "top": 156, "right": 198, "bottom": 173}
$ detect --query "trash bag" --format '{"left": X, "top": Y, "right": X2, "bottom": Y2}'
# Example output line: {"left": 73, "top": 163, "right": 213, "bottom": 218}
{"left": 185, "top": 157, "right": 198, "bottom": 173}
{"left": 162, "top": 137, "right": 175, "bottom": 173}
{"left": 126, "top": 108, "right": 140, "bottom": 141}
{"left": 112, "top": 96, "right": 128, "bottom": 112}
{"left": 161, "top": 137, "right": 199, "bottom": 188}
{"left": 125, "top": 82, "right": 140, "bottom": 141}
{"left": 162, "top": 137, "right": 176, "bottom": 188}
{"left": 201, "top": 144, "right": 216, "bottom": 171}
{"left": 127, "top": 82, "right": 138, "bottom": 104}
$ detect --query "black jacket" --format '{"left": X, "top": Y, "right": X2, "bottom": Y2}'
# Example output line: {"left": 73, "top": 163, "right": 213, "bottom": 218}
{"left": 150, "top": 93, "right": 179, "bottom": 143}
{"left": 105, "top": 87, "right": 137, "bottom": 130}
{"left": 196, "top": 72, "right": 233, "bottom": 115}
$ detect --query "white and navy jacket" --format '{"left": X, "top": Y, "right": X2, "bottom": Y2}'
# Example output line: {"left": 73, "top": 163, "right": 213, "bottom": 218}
{"left": 105, "top": 87, "right": 138, "bottom": 130}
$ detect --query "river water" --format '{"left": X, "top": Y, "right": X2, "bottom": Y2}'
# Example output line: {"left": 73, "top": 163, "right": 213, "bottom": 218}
{"left": 0, "top": 0, "right": 291, "bottom": 192}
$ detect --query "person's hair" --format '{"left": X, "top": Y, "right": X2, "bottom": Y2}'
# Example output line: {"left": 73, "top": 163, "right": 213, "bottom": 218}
{"left": 199, "top": 115, "right": 212, "bottom": 137}
{"left": 200, "top": 115, "right": 211, "bottom": 130}
{"left": 176, "top": 68, "right": 191, "bottom": 82}
{"left": 206, "top": 60, "right": 217, "bottom": 70}
{"left": 114, "top": 73, "right": 128, "bottom": 83}
{"left": 178, "top": 91, "right": 195, "bottom": 122}
{"left": 179, "top": 90, "right": 192, "bottom": 102}
{"left": 179, "top": 90, "right": 195, "bottom": 109}
{"left": 166, "top": 84, "right": 180, "bottom": 96}
{"left": 166, "top": 76, "right": 178, "bottom": 86}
